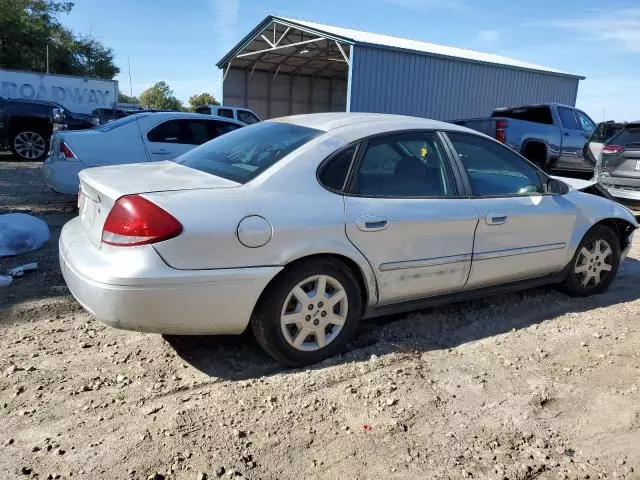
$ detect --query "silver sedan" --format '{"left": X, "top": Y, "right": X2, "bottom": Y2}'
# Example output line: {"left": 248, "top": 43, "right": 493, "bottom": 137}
{"left": 59, "top": 113, "right": 638, "bottom": 366}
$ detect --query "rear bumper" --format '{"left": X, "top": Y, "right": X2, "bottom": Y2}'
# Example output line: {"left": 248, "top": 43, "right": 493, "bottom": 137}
{"left": 59, "top": 217, "right": 282, "bottom": 335}
{"left": 43, "top": 158, "right": 82, "bottom": 195}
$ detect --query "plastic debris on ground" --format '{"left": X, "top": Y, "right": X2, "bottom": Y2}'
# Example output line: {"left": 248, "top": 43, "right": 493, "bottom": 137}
{"left": 0, "top": 213, "right": 50, "bottom": 257}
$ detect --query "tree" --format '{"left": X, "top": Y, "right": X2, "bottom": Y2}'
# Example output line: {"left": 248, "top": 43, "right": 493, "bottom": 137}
{"left": 0, "top": 0, "right": 119, "bottom": 79}
{"left": 188, "top": 92, "right": 219, "bottom": 111}
{"left": 139, "top": 81, "right": 183, "bottom": 111}
{"left": 117, "top": 92, "right": 138, "bottom": 104}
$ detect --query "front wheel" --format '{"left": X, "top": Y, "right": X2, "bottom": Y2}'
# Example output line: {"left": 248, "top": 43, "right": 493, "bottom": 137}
{"left": 251, "top": 258, "right": 363, "bottom": 366}
{"left": 562, "top": 225, "right": 621, "bottom": 296}
{"left": 11, "top": 130, "right": 49, "bottom": 161}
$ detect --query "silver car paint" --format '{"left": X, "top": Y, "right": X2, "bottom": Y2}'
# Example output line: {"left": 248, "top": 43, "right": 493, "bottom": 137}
{"left": 60, "top": 114, "right": 639, "bottom": 336}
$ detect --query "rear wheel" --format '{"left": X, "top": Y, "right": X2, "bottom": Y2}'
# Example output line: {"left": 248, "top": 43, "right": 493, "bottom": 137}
{"left": 562, "top": 225, "right": 620, "bottom": 296}
{"left": 11, "top": 129, "right": 49, "bottom": 161}
{"left": 251, "top": 258, "right": 362, "bottom": 366}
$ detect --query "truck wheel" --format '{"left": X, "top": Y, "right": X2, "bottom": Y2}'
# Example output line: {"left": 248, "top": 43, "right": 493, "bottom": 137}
{"left": 11, "top": 130, "right": 49, "bottom": 161}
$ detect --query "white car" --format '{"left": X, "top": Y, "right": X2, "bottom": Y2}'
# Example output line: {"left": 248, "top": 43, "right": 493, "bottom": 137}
{"left": 43, "top": 112, "right": 244, "bottom": 195}
{"left": 195, "top": 105, "right": 261, "bottom": 124}
{"left": 59, "top": 113, "right": 637, "bottom": 366}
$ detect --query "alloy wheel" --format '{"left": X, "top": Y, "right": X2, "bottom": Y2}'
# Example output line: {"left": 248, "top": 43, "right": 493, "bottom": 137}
{"left": 13, "top": 131, "right": 46, "bottom": 160}
{"left": 280, "top": 274, "right": 349, "bottom": 352}
{"left": 574, "top": 239, "right": 613, "bottom": 288}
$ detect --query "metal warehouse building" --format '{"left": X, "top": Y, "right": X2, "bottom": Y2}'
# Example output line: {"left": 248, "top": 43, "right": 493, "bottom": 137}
{"left": 217, "top": 16, "right": 584, "bottom": 121}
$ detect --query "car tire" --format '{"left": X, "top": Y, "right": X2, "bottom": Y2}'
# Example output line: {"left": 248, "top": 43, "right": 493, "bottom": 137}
{"left": 11, "top": 129, "right": 49, "bottom": 161}
{"left": 251, "top": 258, "right": 363, "bottom": 367}
{"left": 562, "top": 225, "right": 620, "bottom": 297}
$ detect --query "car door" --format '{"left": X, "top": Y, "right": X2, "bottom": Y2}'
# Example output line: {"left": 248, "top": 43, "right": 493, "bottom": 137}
{"left": 444, "top": 132, "right": 578, "bottom": 289}
{"left": 574, "top": 110, "right": 597, "bottom": 169}
{"left": 145, "top": 119, "right": 196, "bottom": 161}
{"left": 343, "top": 131, "right": 479, "bottom": 304}
{"left": 556, "top": 107, "right": 589, "bottom": 171}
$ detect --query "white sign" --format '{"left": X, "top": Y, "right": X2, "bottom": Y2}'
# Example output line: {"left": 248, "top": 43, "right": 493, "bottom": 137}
{"left": 0, "top": 69, "right": 118, "bottom": 114}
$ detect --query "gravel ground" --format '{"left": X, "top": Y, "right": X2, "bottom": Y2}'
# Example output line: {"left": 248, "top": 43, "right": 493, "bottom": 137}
{"left": 1, "top": 158, "right": 640, "bottom": 480}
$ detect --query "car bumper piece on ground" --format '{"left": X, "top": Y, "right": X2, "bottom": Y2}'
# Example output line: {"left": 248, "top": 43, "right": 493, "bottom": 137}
{"left": 43, "top": 158, "right": 83, "bottom": 195}
{"left": 59, "top": 217, "right": 282, "bottom": 335}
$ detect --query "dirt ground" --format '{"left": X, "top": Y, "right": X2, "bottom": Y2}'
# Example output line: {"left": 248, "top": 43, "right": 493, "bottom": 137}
{"left": 1, "top": 158, "right": 640, "bottom": 480}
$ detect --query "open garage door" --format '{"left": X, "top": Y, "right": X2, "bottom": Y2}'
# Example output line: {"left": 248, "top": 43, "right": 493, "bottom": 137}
{"left": 218, "top": 17, "right": 352, "bottom": 119}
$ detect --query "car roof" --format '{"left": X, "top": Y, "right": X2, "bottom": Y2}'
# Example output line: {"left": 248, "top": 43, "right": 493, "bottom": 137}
{"left": 271, "top": 112, "right": 477, "bottom": 135}
{"left": 140, "top": 111, "right": 245, "bottom": 124}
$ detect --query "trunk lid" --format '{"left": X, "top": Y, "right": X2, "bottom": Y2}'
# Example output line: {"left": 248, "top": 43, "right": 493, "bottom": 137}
{"left": 77, "top": 161, "right": 239, "bottom": 247}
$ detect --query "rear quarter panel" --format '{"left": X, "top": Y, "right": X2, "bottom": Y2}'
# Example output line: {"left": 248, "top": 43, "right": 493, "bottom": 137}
{"left": 147, "top": 129, "right": 388, "bottom": 304}
{"left": 72, "top": 123, "right": 148, "bottom": 167}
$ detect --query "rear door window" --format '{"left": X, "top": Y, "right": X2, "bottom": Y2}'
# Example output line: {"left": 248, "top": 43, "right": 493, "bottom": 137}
{"left": 147, "top": 120, "right": 191, "bottom": 144}
{"left": 216, "top": 108, "right": 234, "bottom": 119}
{"left": 558, "top": 107, "right": 579, "bottom": 130}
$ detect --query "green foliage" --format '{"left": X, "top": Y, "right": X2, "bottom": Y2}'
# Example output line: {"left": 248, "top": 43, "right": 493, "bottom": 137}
{"left": 117, "top": 92, "right": 139, "bottom": 104}
{"left": 188, "top": 92, "right": 219, "bottom": 111}
{"left": 139, "top": 81, "right": 184, "bottom": 111}
{"left": 0, "top": 0, "right": 119, "bottom": 79}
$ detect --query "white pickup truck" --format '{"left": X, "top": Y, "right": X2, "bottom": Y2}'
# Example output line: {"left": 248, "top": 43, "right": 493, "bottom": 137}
{"left": 195, "top": 105, "right": 261, "bottom": 125}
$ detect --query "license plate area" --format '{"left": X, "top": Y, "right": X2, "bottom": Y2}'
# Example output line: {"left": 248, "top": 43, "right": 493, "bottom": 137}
{"left": 79, "top": 192, "right": 98, "bottom": 225}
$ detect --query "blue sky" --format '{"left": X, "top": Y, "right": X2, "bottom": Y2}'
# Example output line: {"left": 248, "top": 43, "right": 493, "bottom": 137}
{"left": 64, "top": 0, "right": 640, "bottom": 121}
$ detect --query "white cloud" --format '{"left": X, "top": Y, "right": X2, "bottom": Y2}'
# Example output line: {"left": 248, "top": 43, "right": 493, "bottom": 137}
{"left": 212, "top": 0, "right": 240, "bottom": 48}
{"left": 476, "top": 29, "right": 500, "bottom": 44}
{"left": 537, "top": 8, "right": 640, "bottom": 53}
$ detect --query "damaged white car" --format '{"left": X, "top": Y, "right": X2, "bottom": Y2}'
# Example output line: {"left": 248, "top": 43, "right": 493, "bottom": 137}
{"left": 59, "top": 113, "right": 638, "bottom": 366}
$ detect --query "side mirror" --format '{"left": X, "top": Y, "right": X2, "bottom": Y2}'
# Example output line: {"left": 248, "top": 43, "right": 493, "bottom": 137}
{"left": 545, "top": 178, "right": 569, "bottom": 195}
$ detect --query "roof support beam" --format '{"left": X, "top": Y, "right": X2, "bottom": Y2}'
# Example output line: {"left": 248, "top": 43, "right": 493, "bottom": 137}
{"left": 237, "top": 37, "right": 328, "bottom": 58}
{"left": 335, "top": 41, "right": 350, "bottom": 65}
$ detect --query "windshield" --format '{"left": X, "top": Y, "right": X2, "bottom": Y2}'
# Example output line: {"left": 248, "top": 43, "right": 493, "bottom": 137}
{"left": 172, "top": 121, "right": 322, "bottom": 183}
{"left": 95, "top": 113, "right": 149, "bottom": 132}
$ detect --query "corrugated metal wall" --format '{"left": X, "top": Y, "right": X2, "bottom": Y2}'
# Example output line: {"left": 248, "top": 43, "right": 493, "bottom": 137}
{"left": 223, "top": 68, "right": 347, "bottom": 119}
{"left": 349, "top": 46, "right": 580, "bottom": 120}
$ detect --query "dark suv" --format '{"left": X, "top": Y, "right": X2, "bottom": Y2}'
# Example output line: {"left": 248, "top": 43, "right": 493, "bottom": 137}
{"left": 0, "top": 97, "right": 98, "bottom": 161}
{"left": 594, "top": 121, "right": 640, "bottom": 202}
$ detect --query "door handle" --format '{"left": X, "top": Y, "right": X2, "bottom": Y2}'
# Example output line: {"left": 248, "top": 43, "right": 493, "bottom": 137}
{"left": 151, "top": 149, "right": 171, "bottom": 154}
{"left": 563, "top": 132, "right": 570, "bottom": 136}
{"left": 486, "top": 211, "right": 509, "bottom": 225}
{"left": 356, "top": 215, "right": 389, "bottom": 232}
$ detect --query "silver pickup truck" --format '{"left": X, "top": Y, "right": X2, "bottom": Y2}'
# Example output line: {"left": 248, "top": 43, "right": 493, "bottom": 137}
{"left": 454, "top": 104, "right": 597, "bottom": 173}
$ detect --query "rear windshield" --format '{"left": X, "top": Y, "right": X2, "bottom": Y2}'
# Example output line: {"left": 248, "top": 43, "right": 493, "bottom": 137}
{"left": 491, "top": 106, "right": 553, "bottom": 125}
{"left": 96, "top": 113, "right": 149, "bottom": 132}
{"left": 607, "top": 126, "right": 640, "bottom": 146}
{"left": 172, "top": 121, "right": 322, "bottom": 183}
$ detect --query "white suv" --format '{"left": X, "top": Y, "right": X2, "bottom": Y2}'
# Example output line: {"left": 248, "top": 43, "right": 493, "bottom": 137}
{"left": 195, "top": 105, "right": 261, "bottom": 125}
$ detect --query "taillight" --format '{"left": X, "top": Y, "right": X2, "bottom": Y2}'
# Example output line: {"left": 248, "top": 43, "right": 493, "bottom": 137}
{"left": 496, "top": 119, "right": 507, "bottom": 143}
{"left": 101, "top": 195, "right": 183, "bottom": 247}
{"left": 602, "top": 145, "right": 625, "bottom": 155}
{"left": 58, "top": 141, "right": 77, "bottom": 160}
